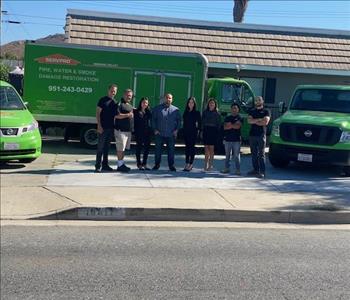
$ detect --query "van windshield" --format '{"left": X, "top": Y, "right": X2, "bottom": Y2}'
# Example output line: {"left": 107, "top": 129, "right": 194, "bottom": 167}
{"left": 221, "top": 83, "right": 254, "bottom": 107}
{"left": 290, "top": 89, "right": 350, "bottom": 113}
{"left": 0, "top": 86, "right": 26, "bottom": 110}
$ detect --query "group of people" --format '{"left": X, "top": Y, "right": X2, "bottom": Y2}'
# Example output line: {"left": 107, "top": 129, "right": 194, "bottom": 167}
{"left": 95, "top": 84, "right": 270, "bottom": 178}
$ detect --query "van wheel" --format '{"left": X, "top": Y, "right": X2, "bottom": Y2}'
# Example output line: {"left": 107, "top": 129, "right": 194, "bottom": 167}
{"left": 80, "top": 126, "right": 98, "bottom": 148}
{"left": 269, "top": 152, "right": 289, "bottom": 168}
{"left": 343, "top": 166, "right": 350, "bottom": 177}
{"left": 19, "top": 158, "right": 36, "bottom": 163}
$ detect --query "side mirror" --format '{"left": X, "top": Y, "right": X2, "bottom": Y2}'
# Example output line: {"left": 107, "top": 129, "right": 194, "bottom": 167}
{"left": 278, "top": 101, "right": 286, "bottom": 114}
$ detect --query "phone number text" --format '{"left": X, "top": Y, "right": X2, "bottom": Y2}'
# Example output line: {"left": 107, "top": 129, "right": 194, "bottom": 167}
{"left": 48, "top": 86, "right": 93, "bottom": 93}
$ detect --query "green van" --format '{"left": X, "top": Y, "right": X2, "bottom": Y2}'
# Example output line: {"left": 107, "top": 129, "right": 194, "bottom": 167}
{"left": 0, "top": 80, "right": 42, "bottom": 163}
{"left": 269, "top": 85, "right": 350, "bottom": 176}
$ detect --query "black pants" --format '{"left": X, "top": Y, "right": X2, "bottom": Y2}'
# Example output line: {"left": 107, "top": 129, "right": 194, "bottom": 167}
{"left": 135, "top": 135, "right": 151, "bottom": 166}
{"left": 249, "top": 134, "right": 267, "bottom": 174}
{"left": 184, "top": 134, "right": 197, "bottom": 164}
{"left": 95, "top": 128, "right": 114, "bottom": 169}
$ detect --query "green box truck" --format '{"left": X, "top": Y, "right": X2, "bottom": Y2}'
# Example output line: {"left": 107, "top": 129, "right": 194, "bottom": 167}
{"left": 24, "top": 41, "right": 255, "bottom": 147}
{"left": 269, "top": 85, "right": 350, "bottom": 176}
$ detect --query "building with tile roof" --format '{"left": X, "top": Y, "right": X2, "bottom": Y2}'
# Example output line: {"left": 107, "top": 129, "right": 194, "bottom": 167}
{"left": 65, "top": 9, "right": 350, "bottom": 107}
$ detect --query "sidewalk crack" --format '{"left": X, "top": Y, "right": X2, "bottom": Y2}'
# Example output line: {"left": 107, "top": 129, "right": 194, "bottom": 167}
{"left": 42, "top": 186, "right": 82, "bottom": 205}
{"left": 213, "top": 189, "right": 236, "bottom": 208}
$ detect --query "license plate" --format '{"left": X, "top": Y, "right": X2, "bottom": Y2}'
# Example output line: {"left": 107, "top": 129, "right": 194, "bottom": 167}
{"left": 4, "top": 143, "right": 20, "bottom": 150}
{"left": 297, "top": 153, "right": 312, "bottom": 162}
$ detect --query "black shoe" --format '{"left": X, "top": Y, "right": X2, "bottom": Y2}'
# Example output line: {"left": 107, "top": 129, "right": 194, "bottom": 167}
{"left": 101, "top": 165, "right": 114, "bottom": 172}
{"left": 117, "top": 164, "right": 130, "bottom": 173}
{"left": 152, "top": 165, "right": 160, "bottom": 170}
{"left": 137, "top": 164, "right": 144, "bottom": 170}
{"left": 256, "top": 173, "right": 266, "bottom": 179}
{"left": 94, "top": 167, "right": 101, "bottom": 173}
{"left": 247, "top": 170, "right": 258, "bottom": 176}
{"left": 169, "top": 166, "right": 176, "bottom": 172}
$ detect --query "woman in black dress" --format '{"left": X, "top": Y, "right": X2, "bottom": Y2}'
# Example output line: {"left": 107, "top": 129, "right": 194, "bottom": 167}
{"left": 134, "top": 97, "right": 152, "bottom": 170}
{"left": 182, "top": 97, "right": 201, "bottom": 171}
{"left": 202, "top": 98, "right": 221, "bottom": 171}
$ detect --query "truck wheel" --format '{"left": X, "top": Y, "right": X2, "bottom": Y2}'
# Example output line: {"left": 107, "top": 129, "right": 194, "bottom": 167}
{"left": 269, "top": 152, "right": 289, "bottom": 168}
{"left": 80, "top": 126, "right": 98, "bottom": 148}
{"left": 343, "top": 166, "right": 350, "bottom": 177}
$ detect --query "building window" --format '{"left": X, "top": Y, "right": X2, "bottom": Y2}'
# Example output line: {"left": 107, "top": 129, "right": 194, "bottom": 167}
{"left": 241, "top": 77, "right": 276, "bottom": 104}
{"left": 241, "top": 77, "right": 264, "bottom": 98}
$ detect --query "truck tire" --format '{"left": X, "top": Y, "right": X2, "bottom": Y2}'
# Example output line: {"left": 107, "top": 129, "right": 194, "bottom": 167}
{"left": 343, "top": 166, "right": 350, "bottom": 177}
{"left": 80, "top": 126, "right": 98, "bottom": 148}
{"left": 268, "top": 146, "right": 289, "bottom": 168}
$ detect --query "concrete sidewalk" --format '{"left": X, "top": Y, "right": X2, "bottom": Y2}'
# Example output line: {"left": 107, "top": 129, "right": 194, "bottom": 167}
{"left": 1, "top": 145, "right": 350, "bottom": 224}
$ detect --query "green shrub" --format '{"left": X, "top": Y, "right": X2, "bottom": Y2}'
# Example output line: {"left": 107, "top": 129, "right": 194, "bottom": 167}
{"left": 0, "top": 63, "right": 10, "bottom": 82}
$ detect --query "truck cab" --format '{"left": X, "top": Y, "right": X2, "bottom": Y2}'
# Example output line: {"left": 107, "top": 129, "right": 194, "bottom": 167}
{"left": 206, "top": 77, "right": 255, "bottom": 140}
{"left": 269, "top": 85, "right": 350, "bottom": 176}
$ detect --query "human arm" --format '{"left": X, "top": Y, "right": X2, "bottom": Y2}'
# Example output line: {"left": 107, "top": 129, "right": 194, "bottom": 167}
{"left": 151, "top": 107, "right": 160, "bottom": 135}
{"left": 96, "top": 106, "right": 103, "bottom": 134}
{"left": 173, "top": 109, "right": 181, "bottom": 137}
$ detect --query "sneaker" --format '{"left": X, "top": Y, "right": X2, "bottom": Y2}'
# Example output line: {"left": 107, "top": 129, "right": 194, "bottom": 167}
{"left": 169, "top": 166, "right": 176, "bottom": 172}
{"left": 221, "top": 168, "right": 230, "bottom": 174}
{"left": 234, "top": 170, "right": 241, "bottom": 176}
{"left": 101, "top": 165, "right": 114, "bottom": 172}
{"left": 117, "top": 164, "right": 130, "bottom": 173}
{"left": 94, "top": 167, "right": 101, "bottom": 173}
{"left": 152, "top": 165, "right": 160, "bottom": 170}
{"left": 256, "top": 173, "right": 265, "bottom": 179}
{"left": 137, "top": 164, "right": 144, "bottom": 170}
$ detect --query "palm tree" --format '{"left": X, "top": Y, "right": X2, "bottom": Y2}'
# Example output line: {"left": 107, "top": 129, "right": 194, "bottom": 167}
{"left": 233, "top": 0, "right": 249, "bottom": 23}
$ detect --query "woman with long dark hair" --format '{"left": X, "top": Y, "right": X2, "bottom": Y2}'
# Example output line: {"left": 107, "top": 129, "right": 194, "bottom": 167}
{"left": 182, "top": 97, "right": 201, "bottom": 171}
{"left": 133, "top": 97, "right": 152, "bottom": 170}
{"left": 202, "top": 98, "right": 221, "bottom": 171}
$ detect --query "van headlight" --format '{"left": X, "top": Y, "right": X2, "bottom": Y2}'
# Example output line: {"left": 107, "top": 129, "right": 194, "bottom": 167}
{"left": 272, "top": 123, "right": 280, "bottom": 137}
{"left": 25, "top": 121, "right": 39, "bottom": 133}
{"left": 339, "top": 131, "right": 350, "bottom": 143}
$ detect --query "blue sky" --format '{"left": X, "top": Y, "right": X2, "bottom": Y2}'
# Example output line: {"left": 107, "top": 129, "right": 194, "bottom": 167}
{"left": 1, "top": 0, "right": 349, "bottom": 45}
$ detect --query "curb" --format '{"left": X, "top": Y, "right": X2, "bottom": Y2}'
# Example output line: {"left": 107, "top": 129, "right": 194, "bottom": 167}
{"left": 33, "top": 206, "right": 350, "bottom": 224}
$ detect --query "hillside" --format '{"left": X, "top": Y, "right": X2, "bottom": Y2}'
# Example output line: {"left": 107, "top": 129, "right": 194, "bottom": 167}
{"left": 0, "top": 34, "right": 65, "bottom": 60}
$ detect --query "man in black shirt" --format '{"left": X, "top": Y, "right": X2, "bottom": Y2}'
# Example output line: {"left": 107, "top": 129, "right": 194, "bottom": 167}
{"left": 247, "top": 96, "right": 270, "bottom": 178}
{"left": 221, "top": 103, "right": 242, "bottom": 175}
{"left": 95, "top": 84, "right": 118, "bottom": 172}
{"left": 114, "top": 89, "right": 134, "bottom": 172}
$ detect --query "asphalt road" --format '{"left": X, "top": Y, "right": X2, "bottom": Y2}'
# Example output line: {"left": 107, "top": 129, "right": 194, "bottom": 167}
{"left": 1, "top": 225, "right": 350, "bottom": 299}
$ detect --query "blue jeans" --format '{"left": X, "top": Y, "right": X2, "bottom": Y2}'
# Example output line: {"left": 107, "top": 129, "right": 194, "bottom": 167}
{"left": 249, "top": 135, "right": 266, "bottom": 174}
{"left": 154, "top": 134, "right": 175, "bottom": 167}
{"left": 224, "top": 141, "right": 241, "bottom": 170}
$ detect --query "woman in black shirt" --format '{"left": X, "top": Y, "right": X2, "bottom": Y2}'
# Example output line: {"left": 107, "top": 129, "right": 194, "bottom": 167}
{"left": 182, "top": 97, "right": 201, "bottom": 171}
{"left": 134, "top": 97, "right": 152, "bottom": 170}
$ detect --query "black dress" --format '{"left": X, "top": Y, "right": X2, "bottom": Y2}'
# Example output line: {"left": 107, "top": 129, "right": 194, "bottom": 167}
{"left": 183, "top": 110, "right": 201, "bottom": 164}
{"left": 133, "top": 109, "right": 152, "bottom": 166}
{"left": 202, "top": 110, "right": 221, "bottom": 146}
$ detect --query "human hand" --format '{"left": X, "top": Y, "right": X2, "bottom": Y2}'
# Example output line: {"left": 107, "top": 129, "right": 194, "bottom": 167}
{"left": 97, "top": 125, "right": 103, "bottom": 134}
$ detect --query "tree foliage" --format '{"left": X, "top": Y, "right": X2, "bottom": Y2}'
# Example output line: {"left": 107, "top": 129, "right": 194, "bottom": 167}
{"left": 0, "top": 63, "right": 10, "bottom": 82}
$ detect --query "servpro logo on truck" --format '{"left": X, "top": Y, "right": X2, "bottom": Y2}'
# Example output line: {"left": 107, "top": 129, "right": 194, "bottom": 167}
{"left": 35, "top": 54, "right": 81, "bottom": 66}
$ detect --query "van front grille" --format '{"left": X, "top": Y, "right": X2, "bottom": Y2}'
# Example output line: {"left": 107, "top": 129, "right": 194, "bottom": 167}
{"left": 0, "top": 128, "right": 19, "bottom": 136}
{"left": 0, "top": 149, "right": 36, "bottom": 156}
{"left": 280, "top": 123, "right": 341, "bottom": 146}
